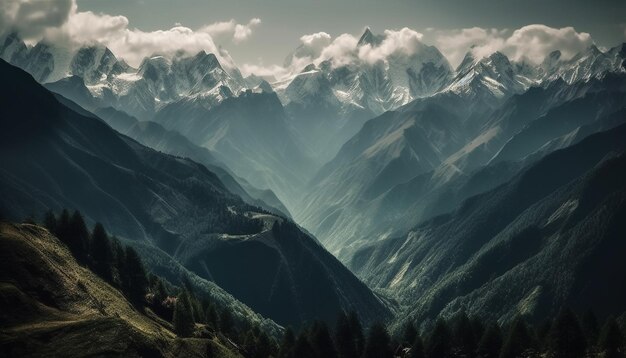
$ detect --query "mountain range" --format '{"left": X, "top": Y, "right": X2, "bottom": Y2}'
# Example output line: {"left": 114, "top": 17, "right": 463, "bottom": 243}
{"left": 2, "top": 25, "right": 626, "bottom": 341}
{"left": 352, "top": 121, "right": 626, "bottom": 330}
{"left": 0, "top": 59, "right": 390, "bottom": 330}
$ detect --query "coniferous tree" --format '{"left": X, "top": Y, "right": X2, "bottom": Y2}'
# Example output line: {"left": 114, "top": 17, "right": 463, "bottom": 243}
{"left": 90, "top": 223, "right": 114, "bottom": 283}
{"left": 499, "top": 317, "right": 534, "bottom": 358}
{"left": 535, "top": 318, "right": 552, "bottom": 350}
{"left": 205, "top": 304, "right": 218, "bottom": 331}
{"left": 43, "top": 210, "right": 57, "bottom": 233}
{"left": 410, "top": 335, "right": 426, "bottom": 358}
{"left": 309, "top": 321, "right": 337, "bottom": 358}
{"left": 403, "top": 320, "right": 419, "bottom": 346}
{"left": 278, "top": 327, "right": 296, "bottom": 358}
{"left": 190, "top": 295, "right": 204, "bottom": 326}
{"left": 363, "top": 322, "right": 393, "bottom": 358}
{"left": 110, "top": 237, "right": 126, "bottom": 287}
{"left": 426, "top": 319, "right": 452, "bottom": 358}
{"left": 256, "top": 330, "right": 275, "bottom": 358}
{"left": 335, "top": 312, "right": 357, "bottom": 358}
{"left": 348, "top": 311, "right": 365, "bottom": 357}
{"left": 57, "top": 209, "right": 71, "bottom": 239}
{"left": 599, "top": 317, "right": 624, "bottom": 358}
{"left": 173, "top": 288, "right": 195, "bottom": 337}
{"left": 293, "top": 330, "right": 315, "bottom": 358}
{"left": 477, "top": 323, "right": 503, "bottom": 358}
{"left": 471, "top": 317, "right": 485, "bottom": 343}
{"left": 242, "top": 327, "right": 273, "bottom": 358}
{"left": 68, "top": 210, "right": 89, "bottom": 263}
{"left": 153, "top": 278, "right": 168, "bottom": 304}
{"left": 151, "top": 277, "right": 171, "bottom": 320}
{"left": 548, "top": 308, "right": 586, "bottom": 358}
{"left": 220, "top": 308, "right": 235, "bottom": 338}
{"left": 123, "top": 246, "right": 148, "bottom": 306}
{"left": 453, "top": 312, "right": 477, "bottom": 358}
{"left": 581, "top": 309, "right": 600, "bottom": 348}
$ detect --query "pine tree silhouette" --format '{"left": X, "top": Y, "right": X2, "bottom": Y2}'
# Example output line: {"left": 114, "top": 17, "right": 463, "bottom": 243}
{"left": 426, "top": 318, "right": 452, "bottom": 358}
{"left": 548, "top": 308, "right": 586, "bottom": 358}
{"left": 90, "top": 223, "right": 114, "bottom": 283}
{"left": 173, "top": 288, "right": 195, "bottom": 337}
{"left": 363, "top": 322, "right": 393, "bottom": 358}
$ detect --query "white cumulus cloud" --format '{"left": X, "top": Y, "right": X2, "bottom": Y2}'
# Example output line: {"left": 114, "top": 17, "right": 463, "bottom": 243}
{"left": 200, "top": 18, "right": 261, "bottom": 43}
{"left": 358, "top": 27, "right": 424, "bottom": 64}
{"left": 253, "top": 27, "right": 429, "bottom": 79}
{"left": 505, "top": 25, "right": 593, "bottom": 63}
{"left": 1, "top": 0, "right": 262, "bottom": 68}
{"left": 0, "top": 0, "right": 73, "bottom": 38}
{"left": 430, "top": 25, "right": 593, "bottom": 68}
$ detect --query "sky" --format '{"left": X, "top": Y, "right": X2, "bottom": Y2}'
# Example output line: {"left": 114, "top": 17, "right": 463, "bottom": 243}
{"left": 2, "top": 0, "right": 625, "bottom": 77}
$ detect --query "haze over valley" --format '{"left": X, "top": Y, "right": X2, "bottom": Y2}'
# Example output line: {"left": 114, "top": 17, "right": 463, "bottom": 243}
{"left": 1, "top": 0, "right": 626, "bottom": 357}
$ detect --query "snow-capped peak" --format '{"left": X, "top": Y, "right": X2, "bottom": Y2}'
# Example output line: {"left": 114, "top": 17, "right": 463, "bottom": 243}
{"left": 357, "top": 27, "right": 383, "bottom": 47}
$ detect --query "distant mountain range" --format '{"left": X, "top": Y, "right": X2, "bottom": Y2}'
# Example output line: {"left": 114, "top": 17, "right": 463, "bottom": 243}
{"left": 3, "top": 31, "right": 624, "bottom": 215}
{"left": 0, "top": 59, "right": 390, "bottom": 329}
{"left": 2, "top": 26, "right": 626, "bottom": 331}
{"left": 297, "top": 71, "right": 626, "bottom": 260}
{"left": 352, "top": 121, "right": 626, "bottom": 329}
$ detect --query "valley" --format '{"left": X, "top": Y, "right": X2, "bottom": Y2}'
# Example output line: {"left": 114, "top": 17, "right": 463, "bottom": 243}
{"left": 1, "top": 8, "right": 626, "bottom": 357}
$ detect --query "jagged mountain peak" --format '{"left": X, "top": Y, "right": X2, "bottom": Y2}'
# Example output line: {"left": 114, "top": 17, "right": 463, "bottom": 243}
{"left": 137, "top": 55, "right": 171, "bottom": 78}
{"left": 457, "top": 50, "right": 477, "bottom": 73}
{"left": 357, "top": 27, "right": 383, "bottom": 47}
{"left": 588, "top": 43, "right": 603, "bottom": 55}
{"left": 70, "top": 44, "right": 127, "bottom": 84}
{"left": 192, "top": 50, "right": 220, "bottom": 65}
{"left": 542, "top": 50, "right": 562, "bottom": 67}
{"left": 485, "top": 51, "right": 513, "bottom": 69}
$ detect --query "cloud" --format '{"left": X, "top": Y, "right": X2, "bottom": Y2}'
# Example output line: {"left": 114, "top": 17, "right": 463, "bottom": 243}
{"left": 318, "top": 33, "right": 359, "bottom": 66}
{"left": 294, "top": 32, "right": 332, "bottom": 59}
{"left": 0, "top": 0, "right": 261, "bottom": 68}
{"left": 0, "top": 2, "right": 600, "bottom": 82}
{"left": 199, "top": 18, "right": 261, "bottom": 43}
{"left": 54, "top": 10, "right": 129, "bottom": 45}
{"left": 429, "top": 27, "right": 506, "bottom": 68}
{"left": 43, "top": 9, "right": 223, "bottom": 67}
{"left": 505, "top": 25, "right": 592, "bottom": 63}
{"left": 0, "top": 0, "right": 73, "bottom": 38}
{"left": 358, "top": 27, "right": 424, "bottom": 64}
{"left": 243, "top": 25, "right": 595, "bottom": 80}
{"left": 431, "top": 25, "right": 593, "bottom": 68}
{"left": 58, "top": 13, "right": 262, "bottom": 66}
{"left": 271, "top": 27, "right": 426, "bottom": 77}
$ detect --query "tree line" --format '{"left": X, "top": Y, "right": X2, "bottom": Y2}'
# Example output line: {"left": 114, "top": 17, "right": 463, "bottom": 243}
{"left": 397, "top": 309, "right": 625, "bottom": 358}
{"left": 30, "top": 211, "right": 626, "bottom": 358}
{"left": 37, "top": 209, "right": 277, "bottom": 356}
{"left": 43, "top": 209, "right": 149, "bottom": 306}
{"left": 274, "top": 309, "right": 625, "bottom": 358}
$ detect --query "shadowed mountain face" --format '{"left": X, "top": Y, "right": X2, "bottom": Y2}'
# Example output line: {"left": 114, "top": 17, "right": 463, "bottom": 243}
{"left": 152, "top": 91, "right": 315, "bottom": 213}
{"left": 44, "top": 76, "right": 293, "bottom": 219}
{"left": 351, "top": 123, "right": 626, "bottom": 328}
{"left": 296, "top": 72, "right": 626, "bottom": 261}
{"left": 91, "top": 105, "right": 292, "bottom": 219}
{"left": 0, "top": 60, "right": 390, "bottom": 328}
